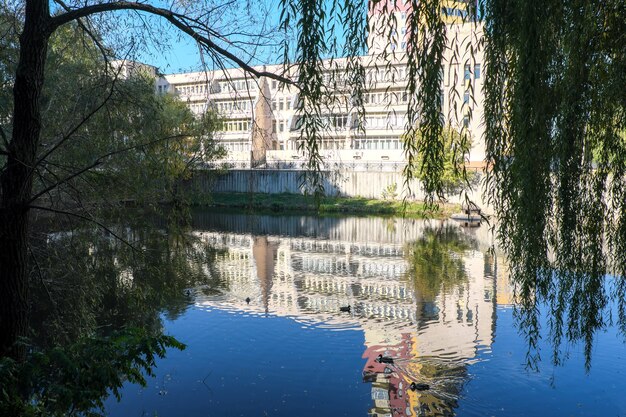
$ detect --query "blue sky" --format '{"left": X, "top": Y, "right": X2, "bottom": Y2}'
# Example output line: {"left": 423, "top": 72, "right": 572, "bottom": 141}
{"left": 133, "top": 0, "right": 359, "bottom": 75}
{"left": 134, "top": 0, "right": 286, "bottom": 74}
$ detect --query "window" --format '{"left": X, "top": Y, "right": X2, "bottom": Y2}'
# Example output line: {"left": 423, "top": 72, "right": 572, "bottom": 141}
{"left": 463, "top": 116, "right": 470, "bottom": 128}
{"left": 272, "top": 99, "right": 277, "bottom": 110}
{"left": 463, "top": 90, "right": 470, "bottom": 105}
{"left": 401, "top": 41, "right": 406, "bottom": 50}
{"left": 279, "top": 100, "right": 284, "bottom": 111}
{"left": 272, "top": 120, "right": 276, "bottom": 133}
{"left": 272, "top": 80, "right": 277, "bottom": 89}
{"left": 464, "top": 64, "right": 471, "bottom": 81}
{"left": 474, "top": 64, "right": 481, "bottom": 79}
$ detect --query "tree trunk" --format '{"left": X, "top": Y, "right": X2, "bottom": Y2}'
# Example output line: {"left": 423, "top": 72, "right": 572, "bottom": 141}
{"left": 0, "top": 0, "right": 50, "bottom": 360}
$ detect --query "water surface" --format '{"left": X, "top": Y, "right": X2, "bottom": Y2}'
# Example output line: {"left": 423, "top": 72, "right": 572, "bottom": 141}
{"left": 103, "top": 212, "right": 626, "bottom": 416}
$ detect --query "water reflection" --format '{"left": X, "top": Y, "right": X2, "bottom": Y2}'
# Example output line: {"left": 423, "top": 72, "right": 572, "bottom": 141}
{"left": 28, "top": 217, "right": 220, "bottom": 347}
{"left": 190, "top": 215, "right": 508, "bottom": 417}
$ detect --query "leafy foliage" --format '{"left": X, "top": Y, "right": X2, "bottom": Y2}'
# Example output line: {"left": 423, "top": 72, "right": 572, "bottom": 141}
{"left": 5, "top": 210, "right": 223, "bottom": 415}
{"left": 405, "top": 125, "right": 478, "bottom": 195}
{"left": 407, "top": 223, "right": 474, "bottom": 301}
{"left": 0, "top": 329, "right": 184, "bottom": 417}
{"left": 34, "top": 26, "right": 223, "bottom": 208}
{"left": 28, "top": 212, "right": 223, "bottom": 347}
{"left": 481, "top": 0, "right": 626, "bottom": 369}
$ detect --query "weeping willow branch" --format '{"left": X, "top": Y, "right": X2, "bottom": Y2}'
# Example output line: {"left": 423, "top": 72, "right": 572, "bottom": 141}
{"left": 482, "top": 0, "right": 626, "bottom": 369}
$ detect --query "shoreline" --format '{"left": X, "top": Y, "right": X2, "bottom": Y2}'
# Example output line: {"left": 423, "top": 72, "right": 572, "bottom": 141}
{"left": 200, "top": 192, "right": 458, "bottom": 219}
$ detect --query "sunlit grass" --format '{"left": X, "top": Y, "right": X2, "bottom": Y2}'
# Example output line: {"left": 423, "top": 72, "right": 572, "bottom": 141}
{"left": 205, "top": 192, "right": 458, "bottom": 218}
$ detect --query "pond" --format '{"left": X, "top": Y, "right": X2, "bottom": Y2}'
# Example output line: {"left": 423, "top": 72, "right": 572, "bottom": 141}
{"left": 94, "top": 211, "right": 625, "bottom": 417}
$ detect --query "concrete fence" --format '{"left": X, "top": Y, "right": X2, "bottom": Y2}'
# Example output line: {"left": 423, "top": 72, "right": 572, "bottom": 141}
{"left": 189, "top": 168, "right": 489, "bottom": 209}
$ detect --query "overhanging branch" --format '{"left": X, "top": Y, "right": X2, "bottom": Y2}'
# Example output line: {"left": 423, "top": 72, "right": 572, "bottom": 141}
{"left": 48, "top": 1, "right": 294, "bottom": 86}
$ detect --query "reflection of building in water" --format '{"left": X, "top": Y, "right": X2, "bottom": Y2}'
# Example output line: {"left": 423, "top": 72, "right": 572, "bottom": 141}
{"left": 194, "top": 222, "right": 511, "bottom": 416}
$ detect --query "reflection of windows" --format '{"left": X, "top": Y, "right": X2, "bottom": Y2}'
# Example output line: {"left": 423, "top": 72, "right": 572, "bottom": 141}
{"left": 371, "top": 388, "right": 389, "bottom": 401}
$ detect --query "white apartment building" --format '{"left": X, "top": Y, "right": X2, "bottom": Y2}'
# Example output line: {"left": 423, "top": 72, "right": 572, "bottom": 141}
{"left": 154, "top": 20, "right": 485, "bottom": 169}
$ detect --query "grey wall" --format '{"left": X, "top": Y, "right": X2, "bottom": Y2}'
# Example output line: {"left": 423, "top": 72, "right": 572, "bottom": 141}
{"left": 190, "top": 169, "right": 489, "bottom": 210}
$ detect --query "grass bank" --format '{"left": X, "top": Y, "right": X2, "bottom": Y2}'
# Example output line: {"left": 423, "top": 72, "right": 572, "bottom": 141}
{"left": 205, "top": 192, "right": 458, "bottom": 218}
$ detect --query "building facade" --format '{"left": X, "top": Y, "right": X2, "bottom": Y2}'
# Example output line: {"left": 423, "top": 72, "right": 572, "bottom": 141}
{"left": 154, "top": 13, "right": 485, "bottom": 170}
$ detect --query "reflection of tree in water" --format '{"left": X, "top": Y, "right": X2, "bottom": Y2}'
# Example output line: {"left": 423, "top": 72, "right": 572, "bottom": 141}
{"left": 28, "top": 214, "right": 225, "bottom": 346}
{"left": 500, "top": 224, "right": 625, "bottom": 370}
{"left": 2, "top": 211, "right": 225, "bottom": 415}
{"left": 364, "top": 223, "right": 475, "bottom": 417}
{"left": 407, "top": 223, "right": 475, "bottom": 302}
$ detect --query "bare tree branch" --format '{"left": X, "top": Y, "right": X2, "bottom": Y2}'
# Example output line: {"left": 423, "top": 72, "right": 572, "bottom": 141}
{"left": 48, "top": 1, "right": 294, "bottom": 86}
{"left": 53, "top": 0, "right": 114, "bottom": 73}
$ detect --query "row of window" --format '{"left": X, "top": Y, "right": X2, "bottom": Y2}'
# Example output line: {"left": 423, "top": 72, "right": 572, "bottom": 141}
{"left": 363, "top": 91, "right": 409, "bottom": 105}
{"left": 175, "top": 84, "right": 208, "bottom": 95}
{"left": 366, "top": 67, "right": 408, "bottom": 84}
{"left": 442, "top": 7, "right": 469, "bottom": 18}
{"left": 269, "top": 66, "right": 410, "bottom": 89}
{"left": 219, "top": 79, "right": 256, "bottom": 93}
{"left": 216, "top": 100, "right": 252, "bottom": 113}
{"left": 222, "top": 142, "right": 251, "bottom": 152}
{"left": 221, "top": 119, "right": 251, "bottom": 132}
{"left": 167, "top": 63, "right": 481, "bottom": 101}
{"left": 363, "top": 115, "right": 407, "bottom": 129}
{"left": 173, "top": 79, "right": 259, "bottom": 97}
{"left": 327, "top": 114, "right": 349, "bottom": 129}
{"left": 354, "top": 138, "right": 402, "bottom": 150}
